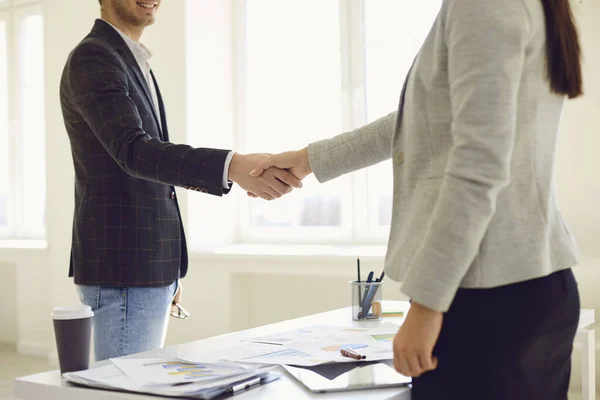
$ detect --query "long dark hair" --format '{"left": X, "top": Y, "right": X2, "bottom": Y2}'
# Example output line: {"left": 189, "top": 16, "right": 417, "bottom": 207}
{"left": 541, "top": 0, "right": 583, "bottom": 99}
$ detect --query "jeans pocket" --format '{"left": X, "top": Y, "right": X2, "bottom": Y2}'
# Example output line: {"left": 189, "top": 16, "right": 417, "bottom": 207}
{"left": 76, "top": 285, "right": 102, "bottom": 312}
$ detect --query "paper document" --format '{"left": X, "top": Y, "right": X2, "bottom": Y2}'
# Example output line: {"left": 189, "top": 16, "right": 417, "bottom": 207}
{"left": 183, "top": 323, "right": 400, "bottom": 367}
{"left": 182, "top": 342, "right": 334, "bottom": 367}
{"left": 240, "top": 323, "right": 399, "bottom": 364}
{"left": 63, "top": 358, "right": 277, "bottom": 399}
{"left": 111, "top": 358, "right": 251, "bottom": 386}
{"left": 243, "top": 323, "right": 399, "bottom": 346}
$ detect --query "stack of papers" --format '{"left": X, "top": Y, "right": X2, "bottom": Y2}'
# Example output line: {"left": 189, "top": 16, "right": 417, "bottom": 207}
{"left": 183, "top": 323, "right": 400, "bottom": 367}
{"left": 63, "top": 358, "right": 277, "bottom": 399}
{"left": 63, "top": 323, "right": 399, "bottom": 396}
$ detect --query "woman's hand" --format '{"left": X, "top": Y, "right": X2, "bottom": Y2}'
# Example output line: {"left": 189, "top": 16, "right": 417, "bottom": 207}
{"left": 393, "top": 302, "right": 443, "bottom": 377}
{"left": 249, "top": 148, "right": 312, "bottom": 181}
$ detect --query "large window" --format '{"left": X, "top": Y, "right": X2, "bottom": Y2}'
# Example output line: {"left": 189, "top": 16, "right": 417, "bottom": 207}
{"left": 186, "top": 1, "right": 441, "bottom": 247}
{"left": 363, "top": 0, "right": 443, "bottom": 235}
{"left": 242, "top": 0, "right": 352, "bottom": 243}
{"left": 0, "top": 0, "right": 45, "bottom": 239}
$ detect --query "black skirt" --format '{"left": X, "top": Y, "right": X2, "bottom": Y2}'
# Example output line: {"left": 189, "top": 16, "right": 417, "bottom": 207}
{"left": 411, "top": 268, "right": 580, "bottom": 400}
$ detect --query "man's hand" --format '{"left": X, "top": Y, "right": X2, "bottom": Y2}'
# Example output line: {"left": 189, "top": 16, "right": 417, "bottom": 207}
{"left": 393, "top": 302, "right": 443, "bottom": 377}
{"left": 229, "top": 153, "right": 303, "bottom": 200}
{"left": 249, "top": 148, "right": 312, "bottom": 181}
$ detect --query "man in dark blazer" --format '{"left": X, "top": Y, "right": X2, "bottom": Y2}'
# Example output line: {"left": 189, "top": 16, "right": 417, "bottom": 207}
{"left": 60, "top": 0, "right": 301, "bottom": 361}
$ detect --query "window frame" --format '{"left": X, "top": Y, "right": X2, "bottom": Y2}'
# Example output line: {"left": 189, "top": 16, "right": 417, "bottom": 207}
{"left": 234, "top": 0, "right": 393, "bottom": 245}
{"left": 184, "top": 0, "right": 441, "bottom": 248}
{"left": 0, "top": 1, "right": 44, "bottom": 239}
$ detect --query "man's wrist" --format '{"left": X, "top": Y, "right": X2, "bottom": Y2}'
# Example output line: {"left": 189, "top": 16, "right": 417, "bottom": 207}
{"left": 222, "top": 151, "right": 235, "bottom": 188}
{"left": 227, "top": 153, "right": 243, "bottom": 183}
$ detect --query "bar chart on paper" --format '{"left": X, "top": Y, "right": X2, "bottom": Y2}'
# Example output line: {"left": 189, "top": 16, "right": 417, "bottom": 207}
{"left": 143, "top": 361, "right": 218, "bottom": 380}
{"left": 370, "top": 334, "right": 395, "bottom": 343}
{"left": 110, "top": 358, "right": 249, "bottom": 386}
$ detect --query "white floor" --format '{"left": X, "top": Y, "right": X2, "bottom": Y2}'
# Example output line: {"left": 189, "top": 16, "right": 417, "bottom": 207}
{"left": 0, "top": 343, "right": 586, "bottom": 399}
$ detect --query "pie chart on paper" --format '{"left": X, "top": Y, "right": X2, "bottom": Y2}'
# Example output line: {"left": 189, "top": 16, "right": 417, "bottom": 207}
{"left": 320, "top": 343, "right": 369, "bottom": 352}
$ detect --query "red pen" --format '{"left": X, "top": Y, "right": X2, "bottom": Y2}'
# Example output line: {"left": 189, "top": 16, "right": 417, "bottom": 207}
{"left": 340, "top": 348, "right": 366, "bottom": 360}
{"left": 346, "top": 348, "right": 367, "bottom": 359}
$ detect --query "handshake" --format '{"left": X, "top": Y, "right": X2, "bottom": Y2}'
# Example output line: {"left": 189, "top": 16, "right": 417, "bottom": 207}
{"left": 227, "top": 148, "right": 312, "bottom": 200}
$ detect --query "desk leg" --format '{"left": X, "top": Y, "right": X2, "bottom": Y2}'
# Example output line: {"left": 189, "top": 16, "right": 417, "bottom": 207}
{"left": 577, "top": 329, "right": 596, "bottom": 400}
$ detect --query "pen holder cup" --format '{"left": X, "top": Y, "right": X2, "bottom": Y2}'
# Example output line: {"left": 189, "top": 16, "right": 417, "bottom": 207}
{"left": 351, "top": 281, "right": 383, "bottom": 321}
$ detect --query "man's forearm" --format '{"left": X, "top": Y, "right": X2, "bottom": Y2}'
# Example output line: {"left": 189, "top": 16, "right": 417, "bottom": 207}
{"left": 68, "top": 43, "right": 232, "bottom": 196}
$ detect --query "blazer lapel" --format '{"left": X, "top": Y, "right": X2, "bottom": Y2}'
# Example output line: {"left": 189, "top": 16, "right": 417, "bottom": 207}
{"left": 392, "top": 54, "right": 419, "bottom": 146}
{"left": 120, "top": 50, "right": 163, "bottom": 137}
{"left": 151, "top": 70, "right": 169, "bottom": 142}
{"left": 398, "top": 56, "right": 418, "bottom": 118}
{"left": 91, "top": 19, "right": 163, "bottom": 138}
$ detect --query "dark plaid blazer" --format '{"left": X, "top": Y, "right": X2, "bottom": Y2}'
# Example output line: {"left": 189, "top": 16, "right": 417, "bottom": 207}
{"left": 60, "top": 19, "right": 231, "bottom": 287}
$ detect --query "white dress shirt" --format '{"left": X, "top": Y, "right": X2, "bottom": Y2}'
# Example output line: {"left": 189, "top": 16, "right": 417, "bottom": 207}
{"left": 103, "top": 20, "right": 233, "bottom": 189}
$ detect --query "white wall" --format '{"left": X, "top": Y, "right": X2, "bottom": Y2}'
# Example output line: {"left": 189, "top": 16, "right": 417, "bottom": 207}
{"left": 0, "top": 262, "right": 17, "bottom": 344}
{"left": 0, "top": 0, "right": 599, "bottom": 393}
{"left": 556, "top": 0, "right": 600, "bottom": 257}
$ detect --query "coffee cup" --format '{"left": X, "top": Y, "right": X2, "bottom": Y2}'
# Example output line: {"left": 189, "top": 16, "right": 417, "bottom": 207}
{"left": 51, "top": 305, "right": 94, "bottom": 374}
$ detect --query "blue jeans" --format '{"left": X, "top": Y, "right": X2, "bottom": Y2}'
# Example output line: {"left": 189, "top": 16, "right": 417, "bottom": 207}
{"left": 76, "top": 280, "right": 178, "bottom": 362}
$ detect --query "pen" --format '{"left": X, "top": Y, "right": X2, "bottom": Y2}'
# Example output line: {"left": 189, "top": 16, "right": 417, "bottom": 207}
{"left": 346, "top": 348, "right": 367, "bottom": 359}
{"left": 362, "top": 271, "right": 374, "bottom": 303}
{"left": 359, "top": 271, "right": 385, "bottom": 318}
{"left": 357, "top": 257, "right": 362, "bottom": 311}
{"left": 229, "top": 377, "right": 261, "bottom": 393}
{"left": 362, "top": 274, "right": 385, "bottom": 316}
{"left": 358, "top": 271, "right": 375, "bottom": 318}
{"left": 340, "top": 349, "right": 365, "bottom": 360}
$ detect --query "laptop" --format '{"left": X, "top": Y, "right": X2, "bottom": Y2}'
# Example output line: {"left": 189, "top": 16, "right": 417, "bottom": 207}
{"left": 282, "top": 360, "right": 412, "bottom": 393}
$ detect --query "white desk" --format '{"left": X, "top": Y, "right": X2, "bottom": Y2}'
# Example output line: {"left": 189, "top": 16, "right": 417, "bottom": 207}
{"left": 15, "top": 301, "right": 596, "bottom": 400}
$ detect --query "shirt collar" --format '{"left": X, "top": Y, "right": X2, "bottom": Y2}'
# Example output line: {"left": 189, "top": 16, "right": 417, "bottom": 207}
{"left": 102, "top": 19, "right": 153, "bottom": 64}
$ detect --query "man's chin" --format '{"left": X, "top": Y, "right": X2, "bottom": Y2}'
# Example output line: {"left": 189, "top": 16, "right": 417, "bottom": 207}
{"left": 141, "top": 17, "right": 156, "bottom": 27}
{"left": 131, "top": 17, "right": 155, "bottom": 28}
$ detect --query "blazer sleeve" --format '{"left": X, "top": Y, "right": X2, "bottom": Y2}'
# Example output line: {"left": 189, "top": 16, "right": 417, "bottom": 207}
{"left": 400, "top": 0, "right": 531, "bottom": 312}
{"left": 306, "top": 111, "right": 396, "bottom": 183}
{"left": 65, "top": 40, "right": 231, "bottom": 196}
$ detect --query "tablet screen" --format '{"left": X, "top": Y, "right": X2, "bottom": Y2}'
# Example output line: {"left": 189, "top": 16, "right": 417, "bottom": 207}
{"left": 283, "top": 361, "right": 411, "bottom": 393}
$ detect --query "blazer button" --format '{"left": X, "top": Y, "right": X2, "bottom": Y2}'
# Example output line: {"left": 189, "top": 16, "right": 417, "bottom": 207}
{"left": 395, "top": 151, "right": 404, "bottom": 165}
{"left": 170, "top": 191, "right": 176, "bottom": 200}
{"left": 200, "top": 188, "right": 208, "bottom": 194}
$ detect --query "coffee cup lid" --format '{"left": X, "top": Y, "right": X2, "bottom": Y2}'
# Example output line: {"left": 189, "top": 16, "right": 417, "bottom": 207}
{"left": 51, "top": 305, "right": 94, "bottom": 320}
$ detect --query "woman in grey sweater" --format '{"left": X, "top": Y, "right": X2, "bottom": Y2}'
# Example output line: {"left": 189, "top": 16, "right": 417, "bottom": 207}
{"left": 250, "top": 0, "right": 583, "bottom": 398}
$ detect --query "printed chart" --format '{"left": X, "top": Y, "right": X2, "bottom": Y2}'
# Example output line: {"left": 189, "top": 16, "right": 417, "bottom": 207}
{"left": 370, "top": 334, "right": 395, "bottom": 343}
{"left": 143, "top": 361, "right": 218, "bottom": 380}
{"left": 111, "top": 358, "right": 249, "bottom": 386}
